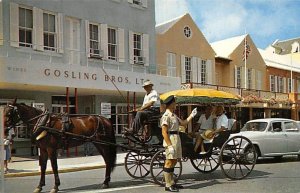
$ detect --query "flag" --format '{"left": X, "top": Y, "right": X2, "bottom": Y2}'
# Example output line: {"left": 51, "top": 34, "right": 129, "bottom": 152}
{"left": 243, "top": 39, "right": 251, "bottom": 61}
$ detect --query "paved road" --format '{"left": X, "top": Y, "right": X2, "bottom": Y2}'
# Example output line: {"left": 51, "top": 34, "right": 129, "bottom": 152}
{"left": 4, "top": 156, "right": 300, "bottom": 193}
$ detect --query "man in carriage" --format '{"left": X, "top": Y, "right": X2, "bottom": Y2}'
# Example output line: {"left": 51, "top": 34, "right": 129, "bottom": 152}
{"left": 124, "top": 80, "right": 161, "bottom": 135}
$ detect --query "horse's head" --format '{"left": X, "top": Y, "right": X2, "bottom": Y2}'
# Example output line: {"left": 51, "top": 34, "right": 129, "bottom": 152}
{"left": 4, "top": 104, "right": 21, "bottom": 128}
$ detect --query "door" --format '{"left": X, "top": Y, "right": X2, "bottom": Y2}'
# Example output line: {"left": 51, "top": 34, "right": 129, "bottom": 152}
{"left": 65, "top": 17, "right": 80, "bottom": 65}
{"left": 284, "top": 121, "right": 300, "bottom": 153}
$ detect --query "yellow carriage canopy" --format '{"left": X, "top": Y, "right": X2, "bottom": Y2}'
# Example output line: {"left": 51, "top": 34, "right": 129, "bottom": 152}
{"left": 160, "top": 88, "right": 241, "bottom": 104}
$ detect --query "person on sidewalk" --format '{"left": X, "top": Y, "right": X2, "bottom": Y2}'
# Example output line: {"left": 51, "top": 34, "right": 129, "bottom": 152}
{"left": 161, "top": 95, "right": 197, "bottom": 192}
{"left": 7, "top": 126, "right": 16, "bottom": 162}
{"left": 4, "top": 129, "right": 11, "bottom": 174}
{"left": 125, "top": 80, "right": 161, "bottom": 134}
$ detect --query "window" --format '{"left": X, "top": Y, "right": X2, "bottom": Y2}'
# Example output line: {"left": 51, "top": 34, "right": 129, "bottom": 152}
{"left": 133, "top": 0, "right": 142, "bottom": 5}
{"left": 89, "top": 23, "right": 101, "bottom": 58}
{"left": 200, "top": 60, "right": 207, "bottom": 84}
{"left": 277, "top": 77, "right": 283, "bottom": 93}
{"left": 185, "top": 56, "right": 191, "bottom": 82}
{"left": 108, "top": 27, "right": 117, "bottom": 60}
{"left": 133, "top": 33, "right": 143, "bottom": 64}
{"left": 270, "top": 75, "right": 275, "bottom": 92}
{"left": 236, "top": 67, "right": 241, "bottom": 88}
{"left": 19, "top": 7, "right": 33, "bottom": 47}
{"left": 247, "top": 68, "right": 252, "bottom": 89}
{"left": 43, "top": 12, "right": 56, "bottom": 51}
{"left": 167, "top": 52, "right": 176, "bottom": 77}
{"left": 183, "top": 26, "right": 192, "bottom": 38}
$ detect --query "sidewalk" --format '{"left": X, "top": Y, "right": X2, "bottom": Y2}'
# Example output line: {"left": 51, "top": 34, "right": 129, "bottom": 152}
{"left": 4, "top": 152, "right": 127, "bottom": 178}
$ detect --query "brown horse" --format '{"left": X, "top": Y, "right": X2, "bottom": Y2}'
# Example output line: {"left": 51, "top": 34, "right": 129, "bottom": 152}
{"left": 4, "top": 101, "right": 117, "bottom": 193}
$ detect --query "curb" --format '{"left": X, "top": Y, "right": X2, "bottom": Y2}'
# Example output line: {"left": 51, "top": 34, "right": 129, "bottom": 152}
{"left": 4, "top": 163, "right": 124, "bottom": 178}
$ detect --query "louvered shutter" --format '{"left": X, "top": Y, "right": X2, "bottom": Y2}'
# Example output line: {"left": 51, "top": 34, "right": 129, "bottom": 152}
{"left": 85, "top": 20, "right": 90, "bottom": 57}
{"left": 33, "top": 7, "right": 43, "bottom": 51}
{"left": 118, "top": 28, "right": 125, "bottom": 63}
{"left": 57, "top": 13, "right": 64, "bottom": 53}
{"left": 129, "top": 31, "right": 134, "bottom": 64}
{"left": 101, "top": 24, "right": 108, "bottom": 60}
{"left": 181, "top": 55, "right": 186, "bottom": 83}
{"left": 206, "top": 60, "right": 213, "bottom": 84}
{"left": 142, "top": 33, "right": 149, "bottom": 66}
{"left": 251, "top": 69, "right": 256, "bottom": 89}
{"left": 192, "top": 57, "right": 197, "bottom": 83}
{"left": 241, "top": 66, "right": 245, "bottom": 89}
{"left": 10, "top": 2, "right": 19, "bottom": 47}
{"left": 283, "top": 77, "right": 287, "bottom": 93}
{"left": 234, "top": 66, "right": 238, "bottom": 87}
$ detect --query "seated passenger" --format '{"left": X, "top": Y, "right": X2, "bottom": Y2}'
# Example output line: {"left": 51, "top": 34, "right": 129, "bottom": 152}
{"left": 194, "top": 106, "right": 228, "bottom": 153}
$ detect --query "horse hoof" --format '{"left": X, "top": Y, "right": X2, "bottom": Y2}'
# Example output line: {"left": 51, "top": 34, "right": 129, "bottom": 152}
{"left": 33, "top": 187, "right": 42, "bottom": 193}
{"left": 101, "top": 183, "right": 109, "bottom": 189}
{"left": 50, "top": 188, "right": 59, "bottom": 193}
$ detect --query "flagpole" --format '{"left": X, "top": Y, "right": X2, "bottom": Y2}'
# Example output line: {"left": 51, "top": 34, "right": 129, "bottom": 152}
{"left": 244, "top": 32, "right": 247, "bottom": 89}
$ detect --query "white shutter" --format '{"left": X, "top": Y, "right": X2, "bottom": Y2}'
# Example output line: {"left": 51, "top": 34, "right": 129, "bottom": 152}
{"left": 10, "top": 2, "right": 19, "bottom": 47}
{"left": 197, "top": 58, "right": 202, "bottom": 83}
{"left": 234, "top": 66, "right": 238, "bottom": 87}
{"left": 0, "top": 2, "right": 3, "bottom": 45}
{"left": 241, "top": 66, "right": 245, "bottom": 89}
{"left": 101, "top": 23, "right": 108, "bottom": 59}
{"left": 128, "top": 0, "right": 133, "bottom": 3}
{"left": 129, "top": 30, "right": 134, "bottom": 64}
{"left": 118, "top": 28, "right": 125, "bottom": 63}
{"left": 283, "top": 77, "right": 287, "bottom": 93}
{"left": 191, "top": 57, "right": 197, "bottom": 83}
{"left": 57, "top": 13, "right": 64, "bottom": 53}
{"left": 297, "top": 79, "right": 300, "bottom": 93}
{"left": 181, "top": 55, "right": 186, "bottom": 83}
{"left": 251, "top": 69, "right": 256, "bottom": 89}
{"left": 33, "top": 7, "right": 43, "bottom": 51}
{"left": 142, "top": 33, "right": 149, "bottom": 66}
{"left": 206, "top": 60, "right": 213, "bottom": 84}
{"left": 142, "top": 0, "right": 148, "bottom": 7}
{"left": 256, "top": 70, "right": 262, "bottom": 90}
{"left": 85, "top": 20, "right": 90, "bottom": 57}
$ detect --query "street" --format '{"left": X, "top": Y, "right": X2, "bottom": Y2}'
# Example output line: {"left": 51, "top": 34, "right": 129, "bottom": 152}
{"left": 4, "top": 156, "right": 300, "bottom": 193}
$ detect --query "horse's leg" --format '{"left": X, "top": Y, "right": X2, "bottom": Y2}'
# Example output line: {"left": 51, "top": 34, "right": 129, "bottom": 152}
{"left": 33, "top": 148, "right": 48, "bottom": 193}
{"left": 49, "top": 148, "right": 60, "bottom": 193}
{"left": 94, "top": 144, "right": 115, "bottom": 189}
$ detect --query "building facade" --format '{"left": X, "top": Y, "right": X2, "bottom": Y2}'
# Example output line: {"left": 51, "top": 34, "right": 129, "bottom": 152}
{"left": 0, "top": 0, "right": 180, "bottom": 155}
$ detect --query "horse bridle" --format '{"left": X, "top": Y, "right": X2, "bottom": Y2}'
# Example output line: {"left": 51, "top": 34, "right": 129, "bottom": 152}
{"left": 5, "top": 105, "right": 22, "bottom": 128}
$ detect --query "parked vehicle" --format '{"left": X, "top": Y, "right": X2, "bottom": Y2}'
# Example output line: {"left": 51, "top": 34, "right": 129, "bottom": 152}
{"left": 233, "top": 118, "right": 300, "bottom": 160}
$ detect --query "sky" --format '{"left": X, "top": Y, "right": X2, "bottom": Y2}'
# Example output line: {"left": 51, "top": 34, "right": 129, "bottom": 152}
{"left": 155, "top": 0, "right": 300, "bottom": 49}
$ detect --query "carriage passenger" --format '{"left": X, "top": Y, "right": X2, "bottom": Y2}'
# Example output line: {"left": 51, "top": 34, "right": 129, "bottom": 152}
{"left": 125, "top": 80, "right": 161, "bottom": 134}
{"left": 161, "top": 95, "right": 197, "bottom": 192}
{"left": 194, "top": 106, "right": 228, "bottom": 153}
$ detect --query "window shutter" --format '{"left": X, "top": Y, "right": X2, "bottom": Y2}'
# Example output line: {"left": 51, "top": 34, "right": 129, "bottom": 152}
{"left": 181, "top": 55, "right": 186, "bottom": 83}
{"left": 256, "top": 70, "right": 262, "bottom": 90}
{"left": 85, "top": 20, "right": 90, "bottom": 58}
{"left": 241, "top": 66, "right": 245, "bottom": 89}
{"left": 10, "top": 2, "right": 19, "bottom": 47}
{"left": 57, "top": 13, "right": 64, "bottom": 53}
{"left": 283, "top": 77, "right": 287, "bottom": 93}
{"left": 118, "top": 28, "right": 125, "bottom": 63}
{"left": 142, "top": 0, "right": 147, "bottom": 8}
{"left": 101, "top": 23, "right": 108, "bottom": 60}
{"left": 191, "top": 57, "right": 197, "bottom": 83}
{"left": 234, "top": 66, "right": 238, "bottom": 87}
{"left": 297, "top": 79, "right": 300, "bottom": 93}
{"left": 142, "top": 33, "right": 149, "bottom": 66}
{"left": 129, "top": 30, "right": 134, "bottom": 64}
{"left": 0, "top": 2, "right": 3, "bottom": 45}
{"left": 33, "top": 7, "right": 44, "bottom": 51}
{"left": 128, "top": 0, "right": 133, "bottom": 3}
{"left": 251, "top": 69, "right": 256, "bottom": 89}
{"left": 197, "top": 58, "right": 201, "bottom": 83}
{"left": 206, "top": 60, "right": 213, "bottom": 84}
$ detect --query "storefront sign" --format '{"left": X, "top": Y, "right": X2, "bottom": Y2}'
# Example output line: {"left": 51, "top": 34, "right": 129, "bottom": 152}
{"left": 101, "top": 103, "right": 111, "bottom": 118}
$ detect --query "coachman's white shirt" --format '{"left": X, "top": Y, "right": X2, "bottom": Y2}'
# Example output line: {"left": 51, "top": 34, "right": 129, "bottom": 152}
{"left": 142, "top": 89, "right": 161, "bottom": 107}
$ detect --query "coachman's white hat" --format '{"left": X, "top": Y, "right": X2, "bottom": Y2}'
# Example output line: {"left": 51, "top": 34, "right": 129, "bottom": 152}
{"left": 142, "top": 80, "right": 153, "bottom": 87}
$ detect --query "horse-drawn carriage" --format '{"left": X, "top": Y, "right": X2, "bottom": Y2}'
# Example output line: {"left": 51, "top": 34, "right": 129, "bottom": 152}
{"left": 3, "top": 88, "right": 257, "bottom": 192}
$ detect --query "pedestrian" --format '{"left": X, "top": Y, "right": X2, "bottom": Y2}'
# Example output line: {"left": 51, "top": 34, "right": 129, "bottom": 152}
{"left": 124, "top": 80, "right": 161, "bottom": 134}
{"left": 161, "top": 95, "right": 197, "bottom": 192}
{"left": 4, "top": 129, "right": 11, "bottom": 174}
{"left": 7, "top": 126, "right": 16, "bottom": 162}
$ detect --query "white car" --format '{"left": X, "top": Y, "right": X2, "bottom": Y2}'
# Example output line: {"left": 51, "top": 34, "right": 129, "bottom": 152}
{"left": 233, "top": 118, "right": 300, "bottom": 160}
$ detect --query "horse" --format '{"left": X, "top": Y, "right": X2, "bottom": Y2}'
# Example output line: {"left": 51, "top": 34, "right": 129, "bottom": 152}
{"left": 4, "top": 100, "right": 117, "bottom": 193}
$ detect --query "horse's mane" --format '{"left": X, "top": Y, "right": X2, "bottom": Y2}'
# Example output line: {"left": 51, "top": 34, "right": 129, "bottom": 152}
{"left": 18, "top": 103, "right": 43, "bottom": 114}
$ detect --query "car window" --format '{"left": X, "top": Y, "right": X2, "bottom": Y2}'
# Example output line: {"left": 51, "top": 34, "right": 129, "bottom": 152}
{"left": 284, "top": 121, "right": 299, "bottom": 132}
{"left": 272, "top": 122, "right": 282, "bottom": 132}
{"left": 241, "top": 122, "right": 267, "bottom": 132}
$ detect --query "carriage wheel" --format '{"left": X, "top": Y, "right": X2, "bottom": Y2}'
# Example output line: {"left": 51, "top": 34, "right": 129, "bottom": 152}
{"left": 190, "top": 147, "right": 220, "bottom": 173}
{"left": 150, "top": 149, "right": 182, "bottom": 186}
{"left": 124, "top": 151, "right": 151, "bottom": 178}
{"left": 219, "top": 136, "right": 256, "bottom": 180}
